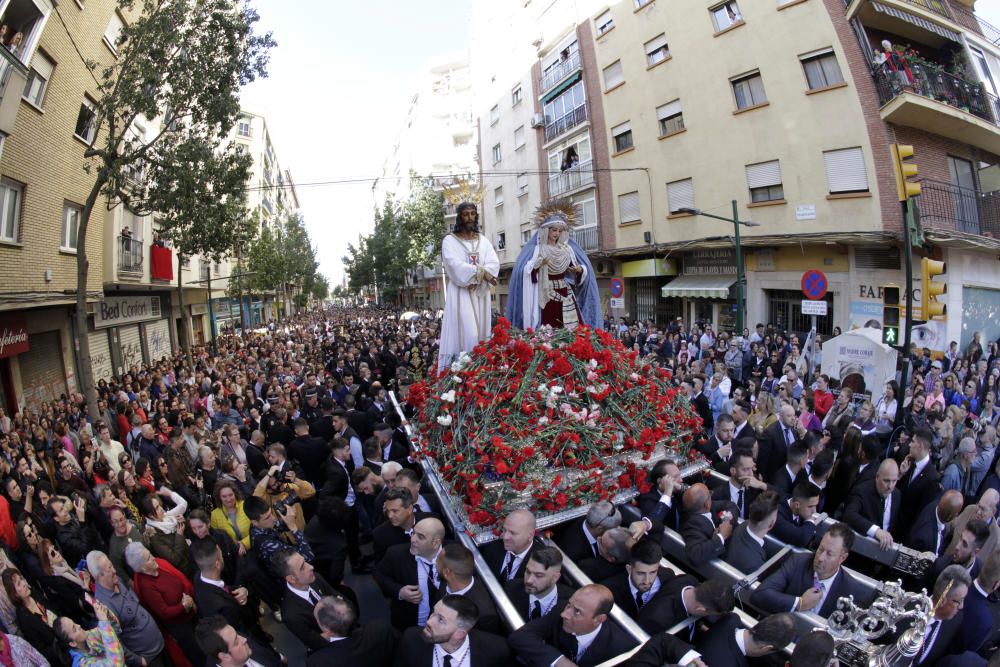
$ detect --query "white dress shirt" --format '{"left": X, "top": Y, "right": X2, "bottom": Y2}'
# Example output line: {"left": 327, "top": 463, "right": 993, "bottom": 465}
{"left": 433, "top": 635, "right": 471, "bottom": 666}
{"left": 414, "top": 548, "right": 442, "bottom": 626}
{"left": 500, "top": 544, "right": 533, "bottom": 581}
{"left": 529, "top": 586, "right": 560, "bottom": 618}
{"left": 628, "top": 574, "right": 662, "bottom": 607}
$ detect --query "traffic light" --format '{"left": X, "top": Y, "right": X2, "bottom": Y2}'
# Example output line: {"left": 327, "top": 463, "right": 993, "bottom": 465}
{"left": 882, "top": 284, "right": 901, "bottom": 346}
{"left": 891, "top": 144, "right": 921, "bottom": 201}
{"left": 921, "top": 258, "right": 947, "bottom": 319}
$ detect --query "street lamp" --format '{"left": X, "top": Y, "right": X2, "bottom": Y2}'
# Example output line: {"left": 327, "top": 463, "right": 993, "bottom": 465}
{"left": 676, "top": 200, "right": 760, "bottom": 333}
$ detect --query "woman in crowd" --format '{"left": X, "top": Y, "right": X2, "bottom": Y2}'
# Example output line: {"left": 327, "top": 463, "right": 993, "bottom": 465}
{"left": 2, "top": 567, "right": 62, "bottom": 666}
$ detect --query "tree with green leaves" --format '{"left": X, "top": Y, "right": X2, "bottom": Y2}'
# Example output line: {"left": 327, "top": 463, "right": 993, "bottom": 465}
{"left": 401, "top": 174, "right": 447, "bottom": 269}
{"left": 72, "top": 0, "right": 274, "bottom": 421}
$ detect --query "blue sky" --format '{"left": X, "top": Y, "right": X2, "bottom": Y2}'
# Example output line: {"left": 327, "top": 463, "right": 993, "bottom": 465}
{"left": 239, "top": 0, "right": 472, "bottom": 284}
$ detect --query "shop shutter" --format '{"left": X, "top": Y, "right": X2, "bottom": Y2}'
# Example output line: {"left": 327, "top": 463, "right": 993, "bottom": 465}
{"left": 88, "top": 330, "right": 113, "bottom": 383}
{"left": 145, "top": 319, "right": 172, "bottom": 361}
{"left": 20, "top": 331, "right": 66, "bottom": 408}
{"left": 118, "top": 325, "right": 143, "bottom": 373}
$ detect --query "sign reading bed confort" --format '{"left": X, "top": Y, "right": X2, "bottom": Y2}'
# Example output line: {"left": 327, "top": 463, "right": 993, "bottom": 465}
{"left": 94, "top": 296, "right": 162, "bottom": 329}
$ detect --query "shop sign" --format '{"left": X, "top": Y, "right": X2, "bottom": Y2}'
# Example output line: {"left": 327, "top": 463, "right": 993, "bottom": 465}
{"left": 0, "top": 313, "right": 29, "bottom": 359}
{"left": 795, "top": 205, "right": 817, "bottom": 220}
{"left": 95, "top": 296, "right": 162, "bottom": 329}
{"left": 684, "top": 249, "right": 735, "bottom": 275}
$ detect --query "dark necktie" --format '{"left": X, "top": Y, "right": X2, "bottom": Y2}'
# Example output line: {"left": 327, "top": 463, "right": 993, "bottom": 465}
{"left": 919, "top": 620, "right": 941, "bottom": 663}
{"left": 500, "top": 553, "right": 513, "bottom": 580}
{"left": 737, "top": 489, "right": 745, "bottom": 518}
{"left": 564, "top": 633, "right": 579, "bottom": 661}
{"left": 785, "top": 427, "right": 793, "bottom": 445}
{"left": 308, "top": 588, "right": 320, "bottom": 605}
{"left": 530, "top": 600, "right": 542, "bottom": 620}
{"left": 443, "top": 656, "right": 452, "bottom": 667}
{"left": 634, "top": 590, "right": 645, "bottom": 611}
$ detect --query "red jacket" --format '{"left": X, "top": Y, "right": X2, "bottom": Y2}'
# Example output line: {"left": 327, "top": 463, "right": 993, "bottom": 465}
{"left": 813, "top": 389, "right": 834, "bottom": 419}
{"left": 133, "top": 558, "right": 196, "bottom": 625}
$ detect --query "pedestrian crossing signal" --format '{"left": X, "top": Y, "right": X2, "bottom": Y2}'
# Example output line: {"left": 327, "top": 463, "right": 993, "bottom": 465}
{"left": 882, "top": 284, "right": 901, "bottom": 347}
{"left": 883, "top": 326, "right": 899, "bottom": 346}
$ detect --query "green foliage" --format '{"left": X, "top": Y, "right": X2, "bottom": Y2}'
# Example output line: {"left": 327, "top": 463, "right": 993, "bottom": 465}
{"left": 342, "top": 176, "right": 449, "bottom": 303}
{"left": 311, "top": 274, "right": 330, "bottom": 301}
{"left": 246, "top": 211, "right": 320, "bottom": 296}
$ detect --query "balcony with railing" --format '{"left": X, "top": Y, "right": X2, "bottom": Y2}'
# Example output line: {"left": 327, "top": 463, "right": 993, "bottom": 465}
{"left": 917, "top": 179, "right": 1000, "bottom": 238}
{"left": 950, "top": 3, "right": 1000, "bottom": 44}
{"left": 548, "top": 160, "right": 595, "bottom": 198}
{"left": 539, "top": 50, "right": 582, "bottom": 95}
{"left": 571, "top": 225, "right": 599, "bottom": 252}
{"left": 118, "top": 234, "right": 143, "bottom": 276}
{"left": 871, "top": 57, "right": 1000, "bottom": 153}
{"left": 544, "top": 105, "right": 588, "bottom": 143}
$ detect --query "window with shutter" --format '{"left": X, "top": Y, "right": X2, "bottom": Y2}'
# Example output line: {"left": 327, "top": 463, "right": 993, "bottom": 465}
{"left": 517, "top": 173, "right": 529, "bottom": 195}
{"left": 23, "top": 50, "right": 54, "bottom": 108}
{"left": 644, "top": 34, "right": 670, "bottom": 67}
{"left": 595, "top": 10, "right": 614, "bottom": 35}
{"left": 494, "top": 186, "right": 504, "bottom": 207}
{"left": 619, "top": 192, "right": 641, "bottom": 223}
{"left": 823, "top": 147, "right": 868, "bottom": 193}
{"left": 656, "top": 100, "right": 684, "bottom": 136}
{"left": 603, "top": 61, "right": 624, "bottom": 90}
{"left": 514, "top": 125, "right": 525, "bottom": 149}
{"left": 612, "top": 121, "right": 633, "bottom": 153}
{"left": 667, "top": 179, "right": 694, "bottom": 213}
{"left": 710, "top": 1, "right": 743, "bottom": 32}
{"left": 746, "top": 160, "right": 784, "bottom": 202}
{"left": 104, "top": 12, "right": 125, "bottom": 53}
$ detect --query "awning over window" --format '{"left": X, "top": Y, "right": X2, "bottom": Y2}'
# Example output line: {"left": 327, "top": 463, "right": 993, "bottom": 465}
{"left": 870, "top": 2, "right": 961, "bottom": 42}
{"left": 661, "top": 274, "right": 735, "bottom": 299}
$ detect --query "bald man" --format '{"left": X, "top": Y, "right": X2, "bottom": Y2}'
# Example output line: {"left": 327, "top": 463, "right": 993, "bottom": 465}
{"left": 842, "top": 459, "right": 902, "bottom": 550}
{"left": 508, "top": 584, "right": 640, "bottom": 667}
{"left": 681, "top": 483, "right": 735, "bottom": 564}
{"left": 482, "top": 509, "right": 541, "bottom": 583}
{"left": 375, "top": 517, "right": 446, "bottom": 631}
{"left": 947, "top": 488, "right": 1000, "bottom": 559}
{"left": 907, "top": 490, "right": 964, "bottom": 557}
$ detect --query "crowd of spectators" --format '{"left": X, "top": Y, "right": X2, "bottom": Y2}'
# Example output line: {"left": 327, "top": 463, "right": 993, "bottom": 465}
{"left": 0, "top": 304, "right": 996, "bottom": 666}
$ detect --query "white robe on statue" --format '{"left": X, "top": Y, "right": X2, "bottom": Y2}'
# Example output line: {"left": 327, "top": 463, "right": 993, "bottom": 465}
{"left": 438, "top": 233, "right": 500, "bottom": 372}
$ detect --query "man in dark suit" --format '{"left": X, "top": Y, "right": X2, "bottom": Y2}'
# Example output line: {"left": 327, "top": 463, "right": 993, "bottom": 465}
{"left": 373, "top": 422, "right": 408, "bottom": 463}
{"left": 373, "top": 487, "right": 429, "bottom": 563}
{"left": 481, "top": 509, "right": 541, "bottom": 584}
{"left": 623, "top": 634, "right": 700, "bottom": 667}
{"left": 374, "top": 517, "right": 446, "bottom": 631}
{"left": 194, "top": 615, "right": 282, "bottom": 667}
{"left": 751, "top": 523, "right": 872, "bottom": 618}
{"left": 897, "top": 427, "right": 942, "bottom": 530}
{"left": 711, "top": 449, "right": 765, "bottom": 520}
{"left": 704, "top": 414, "right": 736, "bottom": 469}
{"left": 683, "top": 376, "right": 714, "bottom": 441}
{"left": 694, "top": 612, "right": 796, "bottom": 667}
{"left": 732, "top": 400, "right": 753, "bottom": 442}
{"left": 601, "top": 540, "right": 680, "bottom": 633}
{"left": 626, "top": 576, "right": 734, "bottom": 636}
{"left": 393, "top": 595, "right": 511, "bottom": 667}
{"left": 273, "top": 549, "right": 338, "bottom": 652}
{"left": 907, "top": 489, "right": 964, "bottom": 556}
{"left": 636, "top": 459, "right": 683, "bottom": 533}
{"left": 508, "top": 584, "right": 639, "bottom": 667}
{"left": 770, "top": 442, "right": 808, "bottom": 499}
{"left": 555, "top": 501, "right": 623, "bottom": 563}
{"left": 395, "top": 467, "right": 444, "bottom": 517}
{"left": 308, "top": 398, "right": 337, "bottom": 442}
{"left": 842, "top": 458, "right": 902, "bottom": 550}
{"left": 930, "top": 519, "right": 989, "bottom": 582}
{"left": 759, "top": 404, "right": 802, "bottom": 485}
{"left": 319, "top": 437, "right": 367, "bottom": 573}
{"left": 892, "top": 565, "right": 971, "bottom": 666}
{"left": 953, "top": 550, "right": 1000, "bottom": 654}
{"left": 332, "top": 408, "right": 365, "bottom": 468}
{"left": 287, "top": 418, "right": 330, "bottom": 487}
{"left": 680, "top": 483, "right": 735, "bottom": 565}
{"left": 190, "top": 540, "right": 271, "bottom": 648}
{"left": 772, "top": 481, "right": 822, "bottom": 548}
{"left": 386, "top": 412, "right": 411, "bottom": 463}
{"left": 435, "top": 543, "right": 502, "bottom": 635}
{"left": 578, "top": 527, "right": 631, "bottom": 582}
{"left": 503, "top": 546, "right": 573, "bottom": 621}
{"left": 725, "top": 491, "right": 779, "bottom": 574}
{"left": 307, "top": 594, "right": 397, "bottom": 667}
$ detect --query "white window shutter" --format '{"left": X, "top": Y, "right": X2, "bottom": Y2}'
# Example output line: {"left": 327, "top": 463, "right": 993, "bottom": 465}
{"left": 619, "top": 192, "right": 641, "bottom": 222}
{"left": 603, "top": 61, "right": 624, "bottom": 89}
{"left": 657, "top": 100, "right": 682, "bottom": 120}
{"left": 667, "top": 179, "right": 695, "bottom": 212}
{"left": 824, "top": 147, "right": 868, "bottom": 192}
{"left": 745, "top": 160, "right": 782, "bottom": 189}
{"left": 611, "top": 121, "right": 631, "bottom": 137}
{"left": 645, "top": 34, "right": 668, "bottom": 55}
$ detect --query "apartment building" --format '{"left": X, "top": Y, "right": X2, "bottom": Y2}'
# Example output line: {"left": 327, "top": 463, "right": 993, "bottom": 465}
{"left": 377, "top": 53, "right": 476, "bottom": 309}
{"left": 471, "top": 0, "right": 1000, "bottom": 350}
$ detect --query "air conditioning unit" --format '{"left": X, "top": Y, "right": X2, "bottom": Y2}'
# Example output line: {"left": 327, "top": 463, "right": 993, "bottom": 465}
{"left": 595, "top": 260, "right": 614, "bottom": 277}
{"left": 530, "top": 113, "right": 546, "bottom": 128}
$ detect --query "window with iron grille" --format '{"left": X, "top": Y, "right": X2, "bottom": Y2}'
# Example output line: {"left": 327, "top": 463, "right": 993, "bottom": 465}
{"left": 767, "top": 289, "right": 833, "bottom": 336}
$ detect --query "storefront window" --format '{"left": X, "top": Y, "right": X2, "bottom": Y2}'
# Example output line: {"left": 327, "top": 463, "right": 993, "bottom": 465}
{"left": 695, "top": 300, "right": 713, "bottom": 326}
{"left": 717, "top": 300, "right": 737, "bottom": 333}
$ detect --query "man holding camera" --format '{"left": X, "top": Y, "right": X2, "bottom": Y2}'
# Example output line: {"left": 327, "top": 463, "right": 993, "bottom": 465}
{"left": 253, "top": 463, "right": 315, "bottom": 533}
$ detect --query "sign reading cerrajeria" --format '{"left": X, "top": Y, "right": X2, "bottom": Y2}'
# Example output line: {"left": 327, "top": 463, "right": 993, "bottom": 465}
{"left": 94, "top": 296, "right": 162, "bottom": 329}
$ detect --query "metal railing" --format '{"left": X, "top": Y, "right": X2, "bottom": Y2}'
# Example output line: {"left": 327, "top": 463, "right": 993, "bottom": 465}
{"left": 950, "top": 3, "right": 1000, "bottom": 45}
{"left": 549, "top": 159, "right": 595, "bottom": 198}
{"left": 571, "top": 225, "right": 599, "bottom": 252}
{"left": 916, "top": 178, "right": 1000, "bottom": 237}
{"left": 872, "top": 62, "right": 1000, "bottom": 125}
{"left": 539, "top": 50, "right": 582, "bottom": 94}
{"left": 544, "top": 105, "right": 588, "bottom": 143}
{"left": 117, "top": 234, "right": 142, "bottom": 273}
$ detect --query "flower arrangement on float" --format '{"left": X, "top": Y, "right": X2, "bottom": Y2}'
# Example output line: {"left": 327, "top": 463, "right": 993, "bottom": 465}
{"left": 407, "top": 317, "right": 700, "bottom": 535}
